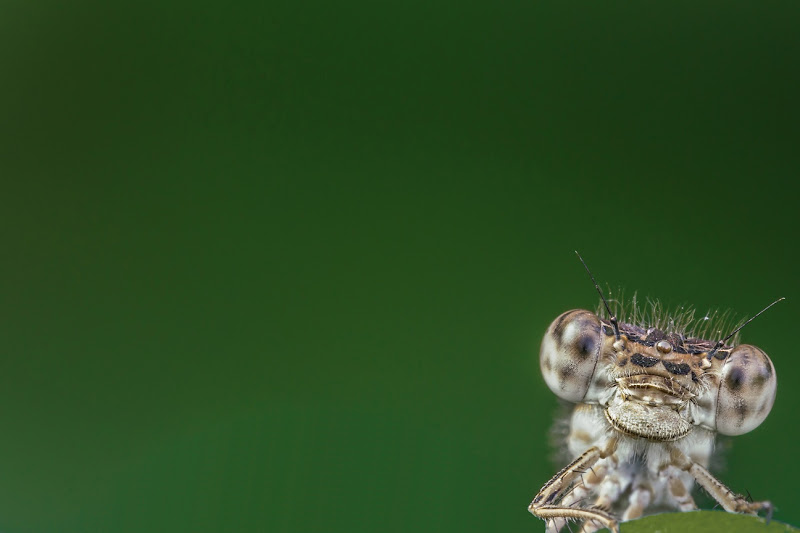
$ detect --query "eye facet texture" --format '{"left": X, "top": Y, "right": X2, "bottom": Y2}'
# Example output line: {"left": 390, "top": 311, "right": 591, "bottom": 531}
{"left": 540, "top": 309, "right": 603, "bottom": 402}
{"left": 715, "top": 344, "right": 777, "bottom": 436}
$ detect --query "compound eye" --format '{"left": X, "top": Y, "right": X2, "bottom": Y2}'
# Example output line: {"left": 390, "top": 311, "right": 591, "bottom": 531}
{"left": 540, "top": 309, "right": 603, "bottom": 402}
{"left": 715, "top": 344, "right": 777, "bottom": 436}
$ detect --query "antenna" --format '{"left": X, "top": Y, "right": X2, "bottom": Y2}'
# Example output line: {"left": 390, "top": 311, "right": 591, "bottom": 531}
{"left": 575, "top": 251, "right": 620, "bottom": 340}
{"left": 707, "top": 297, "right": 785, "bottom": 359}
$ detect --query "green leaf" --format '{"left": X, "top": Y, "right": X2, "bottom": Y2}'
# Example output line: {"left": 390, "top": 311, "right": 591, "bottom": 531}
{"left": 619, "top": 511, "right": 798, "bottom": 533}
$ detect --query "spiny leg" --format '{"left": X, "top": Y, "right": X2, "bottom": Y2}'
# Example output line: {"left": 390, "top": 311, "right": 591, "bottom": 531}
{"left": 547, "top": 481, "right": 589, "bottom": 533}
{"left": 689, "top": 462, "right": 772, "bottom": 518}
{"left": 548, "top": 463, "right": 609, "bottom": 533}
{"left": 529, "top": 439, "right": 620, "bottom": 533}
{"left": 670, "top": 448, "right": 773, "bottom": 519}
{"left": 535, "top": 503, "right": 617, "bottom": 533}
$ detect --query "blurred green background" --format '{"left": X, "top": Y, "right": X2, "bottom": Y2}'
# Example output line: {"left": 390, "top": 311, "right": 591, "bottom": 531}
{"left": 1, "top": 1, "right": 798, "bottom": 531}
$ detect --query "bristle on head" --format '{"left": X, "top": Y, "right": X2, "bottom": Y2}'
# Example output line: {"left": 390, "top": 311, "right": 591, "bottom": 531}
{"left": 595, "top": 289, "right": 747, "bottom": 345}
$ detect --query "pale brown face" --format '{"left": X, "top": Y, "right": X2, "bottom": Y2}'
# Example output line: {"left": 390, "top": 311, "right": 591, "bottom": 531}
{"left": 540, "top": 309, "right": 777, "bottom": 438}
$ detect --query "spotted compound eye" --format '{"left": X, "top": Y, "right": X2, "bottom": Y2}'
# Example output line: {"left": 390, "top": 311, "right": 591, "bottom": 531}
{"left": 715, "top": 344, "right": 777, "bottom": 436}
{"left": 539, "top": 309, "right": 603, "bottom": 403}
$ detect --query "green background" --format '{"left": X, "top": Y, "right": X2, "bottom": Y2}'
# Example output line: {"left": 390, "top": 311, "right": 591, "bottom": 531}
{"left": 1, "top": 1, "right": 798, "bottom": 531}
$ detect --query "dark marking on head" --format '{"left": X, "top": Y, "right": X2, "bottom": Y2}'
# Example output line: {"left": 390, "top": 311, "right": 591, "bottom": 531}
{"left": 726, "top": 367, "right": 745, "bottom": 391}
{"left": 691, "top": 372, "right": 699, "bottom": 383}
{"left": 576, "top": 334, "right": 598, "bottom": 359}
{"left": 617, "top": 357, "right": 628, "bottom": 367}
{"left": 619, "top": 322, "right": 730, "bottom": 356}
{"left": 645, "top": 328, "right": 665, "bottom": 343}
{"left": 602, "top": 325, "right": 615, "bottom": 337}
{"left": 631, "top": 352, "right": 659, "bottom": 368}
{"left": 663, "top": 361, "right": 691, "bottom": 375}
{"left": 714, "top": 350, "right": 729, "bottom": 360}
